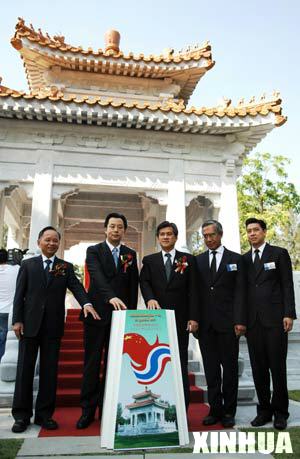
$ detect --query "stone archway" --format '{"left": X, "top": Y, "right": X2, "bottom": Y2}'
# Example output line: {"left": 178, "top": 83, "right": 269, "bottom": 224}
{"left": 62, "top": 190, "right": 145, "bottom": 261}
{"left": 186, "top": 195, "right": 214, "bottom": 253}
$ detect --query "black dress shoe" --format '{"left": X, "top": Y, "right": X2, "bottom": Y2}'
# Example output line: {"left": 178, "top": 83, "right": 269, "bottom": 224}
{"left": 202, "top": 415, "right": 220, "bottom": 426}
{"left": 11, "top": 419, "right": 30, "bottom": 433}
{"left": 273, "top": 416, "right": 287, "bottom": 430}
{"left": 35, "top": 418, "right": 58, "bottom": 430}
{"left": 76, "top": 414, "right": 95, "bottom": 429}
{"left": 251, "top": 414, "right": 272, "bottom": 427}
{"left": 222, "top": 414, "right": 235, "bottom": 428}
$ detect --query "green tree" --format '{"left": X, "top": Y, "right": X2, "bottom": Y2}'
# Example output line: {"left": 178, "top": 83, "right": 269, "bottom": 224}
{"left": 0, "top": 223, "right": 8, "bottom": 248}
{"left": 115, "top": 403, "right": 128, "bottom": 432}
{"left": 237, "top": 152, "right": 300, "bottom": 268}
{"left": 73, "top": 264, "right": 84, "bottom": 283}
{"left": 165, "top": 404, "right": 177, "bottom": 422}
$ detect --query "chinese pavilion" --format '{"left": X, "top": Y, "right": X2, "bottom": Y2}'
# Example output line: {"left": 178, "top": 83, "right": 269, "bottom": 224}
{"left": 118, "top": 387, "right": 176, "bottom": 435}
{"left": 0, "top": 18, "right": 285, "bottom": 257}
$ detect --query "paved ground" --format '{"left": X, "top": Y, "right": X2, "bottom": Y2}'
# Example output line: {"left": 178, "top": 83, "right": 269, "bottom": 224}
{"left": 1, "top": 401, "right": 299, "bottom": 458}
{"left": 1, "top": 400, "right": 300, "bottom": 440}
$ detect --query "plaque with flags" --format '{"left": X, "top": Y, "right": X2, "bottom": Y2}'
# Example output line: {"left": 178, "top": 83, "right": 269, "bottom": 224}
{"left": 100, "top": 309, "right": 188, "bottom": 450}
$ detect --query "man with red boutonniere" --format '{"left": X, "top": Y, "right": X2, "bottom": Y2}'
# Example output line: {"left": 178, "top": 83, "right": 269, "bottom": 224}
{"left": 11, "top": 226, "right": 98, "bottom": 434}
{"left": 76, "top": 212, "right": 138, "bottom": 429}
{"left": 140, "top": 221, "right": 199, "bottom": 410}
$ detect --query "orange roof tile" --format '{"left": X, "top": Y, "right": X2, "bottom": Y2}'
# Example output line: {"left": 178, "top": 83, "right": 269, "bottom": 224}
{"left": 12, "top": 17, "right": 214, "bottom": 65}
{"left": 0, "top": 84, "right": 286, "bottom": 126}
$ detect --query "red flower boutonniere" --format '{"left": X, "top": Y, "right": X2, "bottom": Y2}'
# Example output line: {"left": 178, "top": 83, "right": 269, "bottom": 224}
{"left": 175, "top": 256, "right": 188, "bottom": 274}
{"left": 50, "top": 262, "right": 68, "bottom": 277}
{"left": 120, "top": 254, "right": 133, "bottom": 273}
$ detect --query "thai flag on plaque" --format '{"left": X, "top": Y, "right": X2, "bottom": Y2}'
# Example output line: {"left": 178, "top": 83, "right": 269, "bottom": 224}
{"left": 123, "top": 333, "right": 171, "bottom": 385}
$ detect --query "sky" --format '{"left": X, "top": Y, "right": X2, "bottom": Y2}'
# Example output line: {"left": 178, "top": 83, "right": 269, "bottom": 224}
{"left": 1, "top": 0, "right": 299, "bottom": 187}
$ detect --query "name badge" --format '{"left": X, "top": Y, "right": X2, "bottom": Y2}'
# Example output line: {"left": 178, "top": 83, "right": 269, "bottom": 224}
{"left": 264, "top": 262, "right": 276, "bottom": 270}
{"left": 227, "top": 263, "right": 237, "bottom": 272}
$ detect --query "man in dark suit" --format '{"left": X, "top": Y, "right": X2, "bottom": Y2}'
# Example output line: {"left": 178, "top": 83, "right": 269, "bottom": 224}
{"left": 195, "top": 219, "right": 246, "bottom": 428}
{"left": 76, "top": 212, "right": 139, "bottom": 429}
{"left": 140, "top": 221, "right": 198, "bottom": 409}
{"left": 11, "top": 226, "right": 98, "bottom": 433}
{"left": 244, "top": 217, "right": 296, "bottom": 430}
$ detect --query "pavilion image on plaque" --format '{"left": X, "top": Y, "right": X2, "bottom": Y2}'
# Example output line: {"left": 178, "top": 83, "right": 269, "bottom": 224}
{"left": 101, "top": 309, "right": 189, "bottom": 450}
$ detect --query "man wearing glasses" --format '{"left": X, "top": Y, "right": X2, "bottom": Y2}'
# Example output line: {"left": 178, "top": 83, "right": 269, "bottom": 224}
{"left": 195, "top": 220, "right": 246, "bottom": 428}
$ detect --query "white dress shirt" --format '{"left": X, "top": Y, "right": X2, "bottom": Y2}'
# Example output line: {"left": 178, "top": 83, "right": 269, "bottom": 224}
{"left": 41, "top": 254, "right": 56, "bottom": 270}
{"left": 161, "top": 248, "right": 176, "bottom": 265}
{"left": 106, "top": 240, "right": 122, "bottom": 254}
{"left": 209, "top": 245, "right": 224, "bottom": 271}
{"left": 251, "top": 242, "right": 266, "bottom": 262}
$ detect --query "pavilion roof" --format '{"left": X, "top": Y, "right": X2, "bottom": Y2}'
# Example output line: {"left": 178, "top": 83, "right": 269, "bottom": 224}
{"left": 0, "top": 83, "right": 286, "bottom": 153}
{"left": 126, "top": 399, "right": 168, "bottom": 410}
{"left": 132, "top": 388, "right": 160, "bottom": 400}
{"left": 11, "top": 18, "right": 214, "bottom": 103}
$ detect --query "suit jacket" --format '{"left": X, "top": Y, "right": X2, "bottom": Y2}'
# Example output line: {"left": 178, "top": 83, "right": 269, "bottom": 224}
{"left": 195, "top": 247, "right": 246, "bottom": 332}
{"left": 81, "top": 241, "right": 138, "bottom": 326}
{"left": 140, "top": 250, "right": 198, "bottom": 333}
{"left": 243, "top": 243, "right": 296, "bottom": 328}
{"left": 12, "top": 255, "right": 90, "bottom": 338}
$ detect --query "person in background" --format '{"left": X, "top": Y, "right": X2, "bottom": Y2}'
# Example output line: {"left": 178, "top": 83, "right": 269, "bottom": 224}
{"left": 244, "top": 217, "right": 296, "bottom": 430}
{"left": 0, "top": 248, "right": 19, "bottom": 362}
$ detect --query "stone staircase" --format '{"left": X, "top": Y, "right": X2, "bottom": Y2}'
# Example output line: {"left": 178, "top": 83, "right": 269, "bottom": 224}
{"left": 187, "top": 346, "right": 256, "bottom": 405}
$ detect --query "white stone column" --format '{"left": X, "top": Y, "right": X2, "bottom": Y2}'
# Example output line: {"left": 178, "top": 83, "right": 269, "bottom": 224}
{"left": 6, "top": 226, "right": 19, "bottom": 249}
{"left": 166, "top": 159, "right": 187, "bottom": 251}
{"left": 28, "top": 153, "right": 54, "bottom": 255}
{"left": 218, "top": 159, "right": 241, "bottom": 253}
{"left": 0, "top": 190, "right": 5, "bottom": 247}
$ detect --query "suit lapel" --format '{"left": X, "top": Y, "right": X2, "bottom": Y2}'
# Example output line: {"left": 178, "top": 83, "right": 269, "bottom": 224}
{"left": 213, "top": 247, "right": 229, "bottom": 283}
{"left": 245, "top": 250, "right": 255, "bottom": 279}
{"left": 101, "top": 241, "right": 117, "bottom": 274}
{"left": 168, "top": 250, "right": 181, "bottom": 284}
{"left": 156, "top": 252, "right": 168, "bottom": 283}
{"left": 47, "top": 256, "right": 60, "bottom": 288}
{"left": 118, "top": 245, "right": 130, "bottom": 273}
{"left": 200, "top": 251, "right": 211, "bottom": 285}
{"left": 255, "top": 243, "right": 271, "bottom": 279}
{"left": 37, "top": 255, "right": 47, "bottom": 287}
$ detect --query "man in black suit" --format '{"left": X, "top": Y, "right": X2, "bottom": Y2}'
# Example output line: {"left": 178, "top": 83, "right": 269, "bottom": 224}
{"left": 195, "top": 220, "right": 246, "bottom": 428}
{"left": 11, "top": 226, "right": 98, "bottom": 433}
{"left": 140, "top": 221, "right": 198, "bottom": 409}
{"left": 244, "top": 217, "right": 296, "bottom": 430}
{"left": 76, "top": 212, "right": 139, "bottom": 429}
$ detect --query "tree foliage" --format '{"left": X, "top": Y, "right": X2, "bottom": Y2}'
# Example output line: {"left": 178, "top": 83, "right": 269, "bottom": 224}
{"left": 237, "top": 152, "right": 300, "bottom": 268}
{"left": 165, "top": 404, "right": 177, "bottom": 422}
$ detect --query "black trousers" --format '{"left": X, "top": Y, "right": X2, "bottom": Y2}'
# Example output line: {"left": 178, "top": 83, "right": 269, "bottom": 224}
{"left": 80, "top": 322, "right": 111, "bottom": 417}
{"left": 12, "top": 332, "right": 61, "bottom": 422}
{"left": 198, "top": 327, "right": 239, "bottom": 417}
{"left": 247, "top": 320, "right": 289, "bottom": 418}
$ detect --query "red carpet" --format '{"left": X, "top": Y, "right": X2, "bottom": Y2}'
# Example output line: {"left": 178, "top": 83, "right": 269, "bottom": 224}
{"left": 38, "top": 407, "right": 100, "bottom": 437}
{"left": 38, "top": 404, "right": 224, "bottom": 437}
{"left": 39, "top": 309, "right": 216, "bottom": 437}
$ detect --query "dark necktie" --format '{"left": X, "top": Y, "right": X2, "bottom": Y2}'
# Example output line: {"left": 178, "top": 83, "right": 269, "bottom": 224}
{"left": 44, "top": 259, "right": 51, "bottom": 281}
{"left": 165, "top": 253, "right": 172, "bottom": 281}
{"left": 112, "top": 247, "right": 119, "bottom": 268}
{"left": 253, "top": 249, "right": 261, "bottom": 271}
{"left": 210, "top": 250, "right": 217, "bottom": 281}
